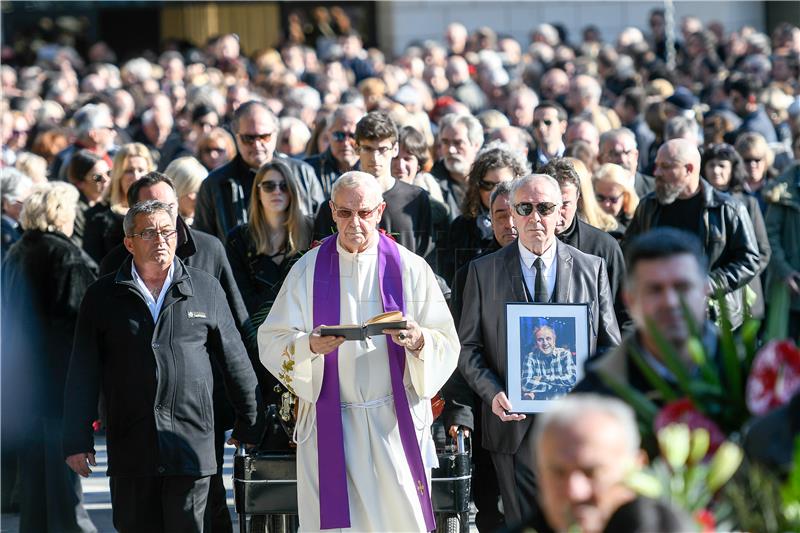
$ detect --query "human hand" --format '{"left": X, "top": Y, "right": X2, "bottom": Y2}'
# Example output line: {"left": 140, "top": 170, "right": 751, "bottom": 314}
{"left": 786, "top": 272, "right": 800, "bottom": 294}
{"left": 227, "top": 437, "right": 256, "bottom": 450}
{"left": 448, "top": 425, "right": 471, "bottom": 439}
{"left": 309, "top": 327, "right": 346, "bottom": 355}
{"left": 492, "top": 392, "right": 526, "bottom": 422}
{"left": 384, "top": 318, "right": 424, "bottom": 353}
{"left": 66, "top": 452, "right": 96, "bottom": 478}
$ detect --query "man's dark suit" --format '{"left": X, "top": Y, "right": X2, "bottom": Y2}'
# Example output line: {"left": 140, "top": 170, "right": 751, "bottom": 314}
{"left": 458, "top": 239, "right": 620, "bottom": 523}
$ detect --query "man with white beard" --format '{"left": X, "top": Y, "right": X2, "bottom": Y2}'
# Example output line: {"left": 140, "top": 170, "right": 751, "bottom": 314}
{"left": 431, "top": 113, "right": 484, "bottom": 221}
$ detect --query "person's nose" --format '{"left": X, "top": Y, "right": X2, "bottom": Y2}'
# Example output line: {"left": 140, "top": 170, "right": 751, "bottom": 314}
{"left": 566, "top": 471, "right": 593, "bottom": 502}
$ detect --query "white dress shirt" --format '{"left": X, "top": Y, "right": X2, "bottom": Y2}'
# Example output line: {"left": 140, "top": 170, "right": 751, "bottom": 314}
{"left": 518, "top": 239, "right": 558, "bottom": 302}
{"left": 132, "top": 260, "right": 175, "bottom": 321}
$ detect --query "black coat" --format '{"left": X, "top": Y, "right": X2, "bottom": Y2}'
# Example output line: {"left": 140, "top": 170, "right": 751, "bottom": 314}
{"left": 194, "top": 154, "right": 323, "bottom": 241}
{"left": 2, "top": 231, "right": 96, "bottom": 430}
{"left": 82, "top": 204, "right": 124, "bottom": 264}
{"left": 441, "top": 212, "right": 495, "bottom": 284}
{"left": 63, "top": 257, "right": 264, "bottom": 477}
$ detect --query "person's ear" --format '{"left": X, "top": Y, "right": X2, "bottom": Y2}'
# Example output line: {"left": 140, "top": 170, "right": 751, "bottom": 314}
{"left": 123, "top": 236, "right": 135, "bottom": 254}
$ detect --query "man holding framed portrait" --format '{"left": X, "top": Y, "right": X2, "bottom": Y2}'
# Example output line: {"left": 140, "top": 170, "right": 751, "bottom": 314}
{"left": 458, "top": 173, "right": 620, "bottom": 525}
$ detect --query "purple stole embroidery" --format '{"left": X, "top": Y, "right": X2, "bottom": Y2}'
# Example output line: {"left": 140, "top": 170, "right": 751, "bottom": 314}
{"left": 312, "top": 233, "right": 435, "bottom": 530}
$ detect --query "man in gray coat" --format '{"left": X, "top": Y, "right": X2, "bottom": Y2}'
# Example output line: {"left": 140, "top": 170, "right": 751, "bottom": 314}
{"left": 458, "top": 174, "right": 620, "bottom": 525}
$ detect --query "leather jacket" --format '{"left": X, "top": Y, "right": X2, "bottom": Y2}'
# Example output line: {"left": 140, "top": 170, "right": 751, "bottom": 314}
{"left": 625, "top": 179, "right": 760, "bottom": 328}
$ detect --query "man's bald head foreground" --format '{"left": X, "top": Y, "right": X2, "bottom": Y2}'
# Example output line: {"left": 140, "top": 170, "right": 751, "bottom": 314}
{"left": 652, "top": 138, "right": 701, "bottom": 205}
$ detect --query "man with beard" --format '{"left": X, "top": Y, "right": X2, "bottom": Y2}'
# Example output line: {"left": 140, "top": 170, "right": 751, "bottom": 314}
{"left": 521, "top": 324, "right": 576, "bottom": 400}
{"left": 624, "top": 139, "right": 760, "bottom": 329}
{"left": 432, "top": 113, "right": 484, "bottom": 220}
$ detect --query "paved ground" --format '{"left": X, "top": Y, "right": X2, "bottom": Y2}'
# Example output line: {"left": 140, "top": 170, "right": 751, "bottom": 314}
{"left": 1, "top": 435, "right": 477, "bottom": 532}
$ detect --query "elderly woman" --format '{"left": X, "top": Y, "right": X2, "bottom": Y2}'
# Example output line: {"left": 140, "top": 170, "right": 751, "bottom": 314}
{"left": 592, "top": 162, "right": 640, "bottom": 239}
{"left": 702, "top": 143, "right": 771, "bottom": 319}
{"left": 2, "top": 182, "right": 97, "bottom": 533}
{"left": 163, "top": 156, "right": 208, "bottom": 227}
{"left": 443, "top": 141, "right": 529, "bottom": 282}
{"left": 83, "top": 142, "right": 153, "bottom": 262}
{"left": 196, "top": 127, "right": 236, "bottom": 171}
{"left": 67, "top": 149, "right": 111, "bottom": 247}
{"left": 225, "top": 159, "right": 313, "bottom": 316}
{"left": 734, "top": 132, "right": 778, "bottom": 212}
{"left": 0, "top": 168, "right": 33, "bottom": 257}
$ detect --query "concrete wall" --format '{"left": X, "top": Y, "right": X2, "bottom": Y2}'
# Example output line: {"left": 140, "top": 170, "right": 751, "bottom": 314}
{"left": 377, "top": 1, "right": 765, "bottom": 57}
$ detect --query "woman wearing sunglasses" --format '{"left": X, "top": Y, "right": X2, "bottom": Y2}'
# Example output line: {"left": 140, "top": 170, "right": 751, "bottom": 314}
{"left": 442, "top": 142, "right": 529, "bottom": 282}
{"left": 225, "top": 159, "right": 313, "bottom": 316}
{"left": 592, "top": 163, "right": 640, "bottom": 240}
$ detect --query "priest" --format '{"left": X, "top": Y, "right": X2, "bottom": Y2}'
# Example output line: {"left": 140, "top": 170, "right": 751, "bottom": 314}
{"left": 258, "top": 171, "right": 459, "bottom": 532}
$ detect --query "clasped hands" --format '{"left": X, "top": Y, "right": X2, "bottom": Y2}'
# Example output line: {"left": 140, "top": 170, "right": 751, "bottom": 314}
{"left": 309, "top": 317, "right": 424, "bottom": 355}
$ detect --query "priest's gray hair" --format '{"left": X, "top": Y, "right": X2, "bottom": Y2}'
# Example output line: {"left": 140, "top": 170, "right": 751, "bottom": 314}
{"left": 331, "top": 171, "right": 384, "bottom": 204}
{"left": 532, "top": 394, "right": 641, "bottom": 461}
{"left": 509, "top": 173, "right": 561, "bottom": 204}
{"left": 123, "top": 199, "right": 177, "bottom": 236}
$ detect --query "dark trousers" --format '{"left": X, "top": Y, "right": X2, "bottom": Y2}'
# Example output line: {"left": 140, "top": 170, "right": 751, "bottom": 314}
{"left": 471, "top": 411, "right": 504, "bottom": 532}
{"left": 490, "top": 424, "right": 547, "bottom": 528}
{"left": 110, "top": 475, "right": 210, "bottom": 533}
{"left": 204, "top": 427, "right": 232, "bottom": 532}
{"left": 19, "top": 418, "right": 96, "bottom": 533}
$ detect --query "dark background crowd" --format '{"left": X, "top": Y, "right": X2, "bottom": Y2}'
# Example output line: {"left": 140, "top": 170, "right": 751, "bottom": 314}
{"left": 1, "top": 3, "right": 799, "bottom": 532}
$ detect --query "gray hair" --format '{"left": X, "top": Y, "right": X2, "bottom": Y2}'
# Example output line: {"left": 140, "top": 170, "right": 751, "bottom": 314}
{"left": 123, "top": 199, "right": 177, "bottom": 236}
{"left": 328, "top": 104, "right": 367, "bottom": 130}
{"left": 285, "top": 86, "right": 322, "bottom": 112}
{"left": 664, "top": 115, "right": 699, "bottom": 142}
{"left": 532, "top": 394, "right": 641, "bottom": 461}
{"left": 599, "top": 127, "right": 637, "bottom": 150}
{"left": 74, "top": 103, "right": 112, "bottom": 137}
{"left": 439, "top": 113, "right": 484, "bottom": 147}
{"left": 1, "top": 168, "right": 34, "bottom": 203}
{"left": 509, "top": 173, "right": 561, "bottom": 204}
{"left": 163, "top": 157, "right": 207, "bottom": 199}
{"left": 489, "top": 180, "right": 514, "bottom": 210}
{"left": 330, "top": 171, "right": 383, "bottom": 204}
{"left": 19, "top": 181, "right": 79, "bottom": 234}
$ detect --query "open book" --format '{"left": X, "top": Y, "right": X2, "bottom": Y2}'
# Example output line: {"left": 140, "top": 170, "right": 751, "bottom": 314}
{"left": 319, "top": 311, "right": 407, "bottom": 341}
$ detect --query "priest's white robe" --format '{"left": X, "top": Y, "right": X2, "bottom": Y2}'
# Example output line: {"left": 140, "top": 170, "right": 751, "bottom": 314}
{"left": 258, "top": 238, "right": 459, "bottom": 532}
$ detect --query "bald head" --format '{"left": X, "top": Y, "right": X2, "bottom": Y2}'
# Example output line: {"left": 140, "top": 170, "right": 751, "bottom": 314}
{"left": 653, "top": 139, "right": 702, "bottom": 203}
{"left": 661, "top": 139, "right": 701, "bottom": 174}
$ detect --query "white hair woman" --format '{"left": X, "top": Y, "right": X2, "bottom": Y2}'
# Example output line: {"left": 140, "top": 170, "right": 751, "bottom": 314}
{"left": 163, "top": 156, "right": 208, "bottom": 227}
{"left": 2, "top": 180, "right": 97, "bottom": 532}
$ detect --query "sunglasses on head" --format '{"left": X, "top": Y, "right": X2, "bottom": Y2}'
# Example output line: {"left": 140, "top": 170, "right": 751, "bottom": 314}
{"left": 259, "top": 181, "right": 288, "bottom": 193}
{"left": 331, "top": 131, "right": 356, "bottom": 142}
{"left": 513, "top": 201, "right": 560, "bottom": 217}
{"left": 238, "top": 132, "right": 273, "bottom": 144}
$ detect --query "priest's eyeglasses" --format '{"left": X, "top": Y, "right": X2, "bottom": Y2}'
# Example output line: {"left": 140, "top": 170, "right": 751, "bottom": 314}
{"left": 331, "top": 203, "right": 382, "bottom": 219}
{"left": 513, "top": 201, "right": 560, "bottom": 217}
{"left": 129, "top": 229, "right": 178, "bottom": 240}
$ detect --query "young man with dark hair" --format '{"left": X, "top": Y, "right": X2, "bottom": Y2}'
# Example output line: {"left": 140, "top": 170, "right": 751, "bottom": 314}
{"left": 531, "top": 101, "right": 568, "bottom": 166}
{"left": 313, "top": 111, "right": 434, "bottom": 258}
{"left": 725, "top": 76, "right": 778, "bottom": 143}
{"left": 614, "top": 87, "right": 655, "bottom": 171}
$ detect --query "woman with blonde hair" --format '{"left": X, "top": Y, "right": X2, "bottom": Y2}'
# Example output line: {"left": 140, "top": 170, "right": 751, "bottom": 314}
{"left": 83, "top": 142, "right": 153, "bottom": 262}
{"left": 3, "top": 181, "right": 97, "bottom": 533}
{"left": 564, "top": 157, "right": 617, "bottom": 232}
{"left": 196, "top": 127, "right": 236, "bottom": 171}
{"left": 225, "top": 159, "right": 313, "bottom": 315}
{"left": 163, "top": 156, "right": 208, "bottom": 227}
{"left": 734, "top": 131, "right": 777, "bottom": 212}
{"left": 592, "top": 162, "right": 640, "bottom": 239}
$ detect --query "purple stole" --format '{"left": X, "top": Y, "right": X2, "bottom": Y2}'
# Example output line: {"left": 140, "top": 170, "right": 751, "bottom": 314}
{"left": 312, "top": 233, "right": 435, "bottom": 531}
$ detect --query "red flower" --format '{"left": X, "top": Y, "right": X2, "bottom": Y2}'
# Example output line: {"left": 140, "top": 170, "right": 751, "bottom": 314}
{"left": 694, "top": 509, "right": 716, "bottom": 532}
{"left": 746, "top": 340, "right": 800, "bottom": 415}
{"left": 92, "top": 419, "right": 102, "bottom": 432}
{"left": 654, "top": 399, "right": 726, "bottom": 453}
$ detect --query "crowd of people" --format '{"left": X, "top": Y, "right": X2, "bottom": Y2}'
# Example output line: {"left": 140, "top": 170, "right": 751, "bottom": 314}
{"left": 1, "top": 6, "right": 799, "bottom": 533}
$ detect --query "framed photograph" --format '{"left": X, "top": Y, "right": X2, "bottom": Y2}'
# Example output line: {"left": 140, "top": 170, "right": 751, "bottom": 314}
{"left": 505, "top": 303, "right": 590, "bottom": 413}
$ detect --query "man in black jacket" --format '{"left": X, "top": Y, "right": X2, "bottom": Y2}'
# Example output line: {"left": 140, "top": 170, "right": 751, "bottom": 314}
{"left": 99, "top": 172, "right": 253, "bottom": 532}
{"left": 64, "top": 200, "right": 264, "bottom": 533}
{"left": 304, "top": 104, "right": 365, "bottom": 198}
{"left": 598, "top": 128, "right": 655, "bottom": 198}
{"left": 194, "top": 100, "right": 323, "bottom": 240}
{"left": 624, "top": 138, "right": 760, "bottom": 329}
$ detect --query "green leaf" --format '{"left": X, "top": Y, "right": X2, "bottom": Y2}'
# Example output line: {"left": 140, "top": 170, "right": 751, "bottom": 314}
{"left": 713, "top": 289, "right": 745, "bottom": 411}
{"left": 764, "top": 280, "right": 790, "bottom": 341}
{"left": 643, "top": 318, "right": 695, "bottom": 398}
{"left": 741, "top": 318, "right": 761, "bottom": 369}
{"left": 627, "top": 343, "right": 680, "bottom": 403}
{"left": 597, "top": 370, "right": 659, "bottom": 422}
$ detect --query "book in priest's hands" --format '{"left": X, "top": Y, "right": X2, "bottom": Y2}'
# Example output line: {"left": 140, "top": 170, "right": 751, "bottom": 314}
{"left": 319, "top": 311, "right": 407, "bottom": 341}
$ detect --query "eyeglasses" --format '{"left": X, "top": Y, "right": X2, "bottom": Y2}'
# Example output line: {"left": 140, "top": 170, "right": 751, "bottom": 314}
{"left": 259, "top": 181, "right": 288, "bottom": 193}
{"left": 92, "top": 172, "right": 110, "bottom": 183}
{"left": 743, "top": 157, "right": 763, "bottom": 165}
{"left": 595, "top": 193, "right": 624, "bottom": 203}
{"left": 129, "top": 229, "right": 178, "bottom": 241}
{"left": 533, "top": 119, "right": 554, "bottom": 128}
{"left": 357, "top": 144, "right": 395, "bottom": 156}
{"left": 238, "top": 132, "right": 274, "bottom": 144}
{"left": 478, "top": 179, "right": 501, "bottom": 192}
{"left": 513, "top": 201, "right": 560, "bottom": 217}
{"left": 331, "top": 202, "right": 382, "bottom": 219}
{"left": 331, "top": 131, "right": 356, "bottom": 142}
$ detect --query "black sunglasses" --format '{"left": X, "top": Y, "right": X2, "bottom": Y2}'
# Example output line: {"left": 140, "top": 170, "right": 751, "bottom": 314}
{"left": 331, "top": 131, "right": 356, "bottom": 142}
{"left": 513, "top": 201, "right": 560, "bottom": 217}
{"left": 238, "top": 132, "right": 273, "bottom": 144}
{"left": 259, "top": 181, "right": 288, "bottom": 193}
{"left": 478, "top": 178, "right": 501, "bottom": 192}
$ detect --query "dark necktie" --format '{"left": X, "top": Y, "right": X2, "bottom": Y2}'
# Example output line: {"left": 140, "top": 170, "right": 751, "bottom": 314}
{"left": 533, "top": 257, "right": 548, "bottom": 302}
